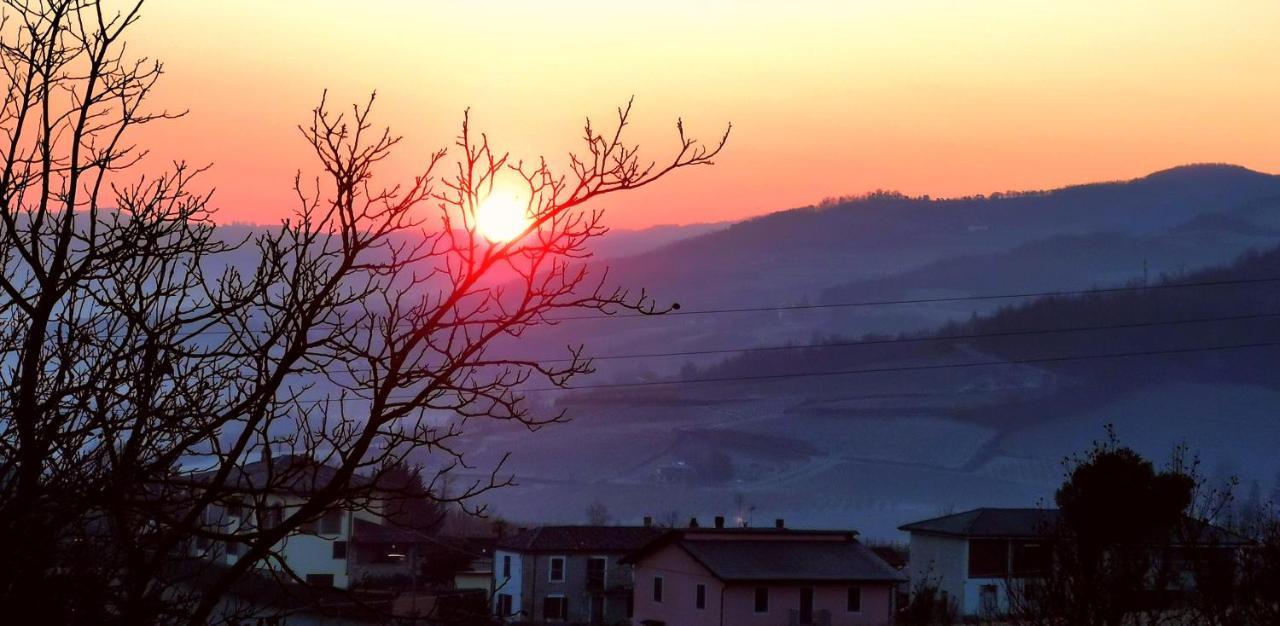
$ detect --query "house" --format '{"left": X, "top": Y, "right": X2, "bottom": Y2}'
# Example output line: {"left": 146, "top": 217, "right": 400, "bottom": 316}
{"left": 189, "top": 455, "right": 396, "bottom": 590}
{"left": 491, "top": 525, "right": 663, "bottom": 623}
{"left": 624, "top": 520, "right": 905, "bottom": 626}
{"left": 897, "top": 507, "right": 1251, "bottom": 618}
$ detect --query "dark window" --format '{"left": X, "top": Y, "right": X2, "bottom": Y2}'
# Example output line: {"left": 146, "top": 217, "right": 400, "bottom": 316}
{"left": 260, "top": 504, "right": 283, "bottom": 530}
{"left": 225, "top": 540, "right": 240, "bottom": 557}
{"left": 502, "top": 555, "right": 512, "bottom": 578}
{"left": 980, "top": 584, "right": 999, "bottom": 614}
{"left": 226, "top": 500, "right": 243, "bottom": 518}
{"left": 754, "top": 587, "right": 769, "bottom": 613}
{"left": 587, "top": 557, "right": 606, "bottom": 590}
{"left": 969, "top": 539, "right": 1010, "bottom": 578}
{"left": 305, "top": 573, "right": 334, "bottom": 587}
{"left": 549, "top": 556, "right": 566, "bottom": 582}
{"left": 799, "top": 587, "right": 814, "bottom": 623}
{"left": 1013, "top": 541, "right": 1049, "bottom": 576}
{"left": 653, "top": 576, "right": 664, "bottom": 602}
{"left": 496, "top": 593, "right": 512, "bottom": 616}
{"left": 319, "top": 509, "right": 344, "bottom": 535}
{"left": 847, "top": 586, "right": 862, "bottom": 612}
{"left": 332, "top": 540, "right": 347, "bottom": 559}
{"left": 626, "top": 594, "right": 634, "bottom": 617}
{"left": 543, "top": 595, "right": 567, "bottom": 621}
{"left": 696, "top": 583, "right": 706, "bottom": 609}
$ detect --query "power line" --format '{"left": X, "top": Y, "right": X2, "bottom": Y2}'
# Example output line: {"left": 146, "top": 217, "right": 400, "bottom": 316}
{"left": 296, "top": 338, "right": 1280, "bottom": 404}
{"left": 15, "top": 275, "right": 1280, "bottom": 338}
{"left": 559, "top": 311, "right": 1280, "bottom": 363}
{"left": 542, "top": 275, "right": 1280, "bottom": 321}
{"left": 324, "top": 310, "right": 1280, "bottom": 369}
{"left": 521, "top": 340, "right": 1280, "bottom": 393}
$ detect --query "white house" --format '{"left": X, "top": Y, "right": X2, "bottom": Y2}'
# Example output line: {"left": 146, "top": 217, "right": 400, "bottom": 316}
{"left": 190, "top": 455, "right": 389, "bottom": 589}
{"left": 899, "top": 508, "right": 1054, "bottom": 617}
{"left": 898, "top": 507, "right": 1252, "bottom": 618}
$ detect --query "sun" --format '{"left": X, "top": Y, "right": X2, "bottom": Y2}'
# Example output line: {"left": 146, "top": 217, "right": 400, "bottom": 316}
{"left": 474, "top": 192, "right": 532, "bottom": 243}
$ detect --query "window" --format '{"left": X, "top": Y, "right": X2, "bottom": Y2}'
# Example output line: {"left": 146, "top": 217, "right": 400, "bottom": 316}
{"left": 626, "top": 593, "right": 634, "bottom": 617}
{"left": 319, "top": 509, "right": 344, "bottom": 535}
{"left": 847, "top": 586, "right": 862, "bottom": 612}
{"left": 980, "top": 584, "right": 999, "bottom": 615}
{"left": 502, "top": 555, "right": 512, "bottom": 578}
{"left": 586, "top": 557, "right": 606, "bottom": 590}
{"left": 225, "top": 499, "right": 243, "bottom": 518}
{"left": 968, "top": 539, "right": 1009, "bottom": 578}
{"left": 695, "top": 583, "right": 706, "bottom": 609}
{"left": 543, "top": 595, "right": 567, "bottom": 621}
{"left": 496, "top": 593, "right": 513, "bottom": 617}
{"left": 332, "top": 540, "right": 347, "bottom": 559}
{"left": 548, "top": 556, "right": 566, "bottom": 582}
{"left": 260, "top": 504, "right": 283, "bottom": 530}
{"left": 305, "top": 573, "right": 334, "bottom": 587}
{"left": 753, "top": 587, "right": 769, "bottom": 613}
{"left": 653, "top": 575, "right": 664, "bottom": 602}
{"left": 225, "top": 540, "right": 241, "bottom": 557}
{"left": 1013, "top": 541, "right": 1049, "bottom": 576}
{"left": 799, "top": 587, "right": 814, "bottom": 624}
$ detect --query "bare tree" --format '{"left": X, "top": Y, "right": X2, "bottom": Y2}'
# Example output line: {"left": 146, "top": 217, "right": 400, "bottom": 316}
{"left": 0, "top": 1, "right": 729, "bottom": 624}
{"left": 584, "top": 500, "right": 612, "bottom": 526}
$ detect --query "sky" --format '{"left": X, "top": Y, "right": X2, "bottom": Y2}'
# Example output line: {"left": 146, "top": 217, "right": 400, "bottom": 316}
{"left": 128, "top": 0, "right": 1280, "bottom": 230}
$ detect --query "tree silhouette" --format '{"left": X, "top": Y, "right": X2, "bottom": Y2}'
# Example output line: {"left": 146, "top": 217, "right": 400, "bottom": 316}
{"left": 0, "top": 2, "right": 728, "bottom": 624}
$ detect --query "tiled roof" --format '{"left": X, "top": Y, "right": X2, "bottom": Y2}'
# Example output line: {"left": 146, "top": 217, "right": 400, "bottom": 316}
{"left": 352, "top": 518, "right": 435, "bottom": 543}
{"left": 495, "top": 526, "right": 663, "bottom": 553}
{"left": 898, "top": 508, "right": 1253, "bottom": 546}
{"left": 898, "top": 508, "right": 1058, "bottom": 538}
{"left": 188, "top": 455, "right": 373, "bottom": 495}
{"left": 679, "top": 538, "right": 906, "bottom": 583}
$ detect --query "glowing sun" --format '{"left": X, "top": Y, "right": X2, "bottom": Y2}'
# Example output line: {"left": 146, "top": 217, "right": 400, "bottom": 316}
{"left": 474, "top": 193, "right": 531, "bottom": 243}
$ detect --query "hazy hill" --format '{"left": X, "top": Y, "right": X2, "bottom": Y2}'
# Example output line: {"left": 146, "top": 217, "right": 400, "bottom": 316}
{"left": 597, "top": 165, "right": 1280, "bottom": 309}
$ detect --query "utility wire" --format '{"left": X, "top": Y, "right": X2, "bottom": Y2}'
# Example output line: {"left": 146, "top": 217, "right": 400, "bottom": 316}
{"left": 542, "top": 275, "right": 1280, "bottom": 321}
{"left": 521, "top": 340, "right": 1280, "bottom": 393}
{"left": 297, "top": 338, "right": 1280, "bottom": 404}
{"left": 325, "top": 310, "right": 1280, "bottom": 369}
{"left": 17, "top": 275, "right": 1280, "bottom": 338}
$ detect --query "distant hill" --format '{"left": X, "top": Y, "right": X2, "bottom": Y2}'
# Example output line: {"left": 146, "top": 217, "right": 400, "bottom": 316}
{"left": 684, "top": 243, "right": 1280, "bottom": 401}
{"left": 600, "top": 164, "right": 1280, "bottom": 311}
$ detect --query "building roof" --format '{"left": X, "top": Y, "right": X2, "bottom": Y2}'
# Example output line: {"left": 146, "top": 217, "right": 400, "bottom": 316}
{"left": 898, "top": 508, "right": 1058, "bottom": 538}
{"left": 898, "top": 508, "right": 1253, "bottom": 546}
{"left": 494, "top": 525, "right": 663, "bottom": 553}
{"left": 625, "top": 529, "right": 906, "bottom": 583}
{"left": 352, "top": 518, "right": 436, "bottom": 544}
{"left": 188, "top": 455, "right": 372, "bottom": 496}
{"left": 682, "top": 539, "right": 905, "bottom": 583}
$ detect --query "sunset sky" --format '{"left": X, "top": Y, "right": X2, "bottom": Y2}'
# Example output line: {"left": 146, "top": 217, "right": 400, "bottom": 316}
{"left": 131, "top": 0, "right": 1280, "bottom": 229}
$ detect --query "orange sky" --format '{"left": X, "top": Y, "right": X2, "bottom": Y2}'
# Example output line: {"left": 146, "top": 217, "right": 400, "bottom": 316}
{"left": 129, "top": 0, "right": 1280, "bottom": 229}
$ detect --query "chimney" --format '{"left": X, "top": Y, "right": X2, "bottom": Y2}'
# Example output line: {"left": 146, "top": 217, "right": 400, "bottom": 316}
{"left": 714, "top": 516, "right": 725, "bottom": 529}
{"left": 775, "top": 518, "right": 785, "bottom": 529}
{"left": 689, "top": 517, "right": 700, "bottom": 528}
{"left": 643, "top": 516, "right": 653, "bottom": 528}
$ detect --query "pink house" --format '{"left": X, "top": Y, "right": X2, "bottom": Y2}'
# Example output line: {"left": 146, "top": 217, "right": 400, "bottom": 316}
{"left": 624, "top": 526, "right": 904, "bottom": 626}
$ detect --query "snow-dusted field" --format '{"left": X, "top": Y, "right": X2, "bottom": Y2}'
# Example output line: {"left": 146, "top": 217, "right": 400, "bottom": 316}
{"left": 450, "top": 382, "right": 1280, "bottom": 541}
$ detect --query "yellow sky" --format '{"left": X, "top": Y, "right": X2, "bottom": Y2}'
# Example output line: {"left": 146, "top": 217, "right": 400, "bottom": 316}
{"left": 128, "top": 0, "right": 1280, "bottom": 228}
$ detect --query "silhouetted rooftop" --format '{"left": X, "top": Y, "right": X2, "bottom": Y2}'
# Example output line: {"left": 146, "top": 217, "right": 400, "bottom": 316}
{"left": 495, "top": 526, "right": 663, "bottom": 553}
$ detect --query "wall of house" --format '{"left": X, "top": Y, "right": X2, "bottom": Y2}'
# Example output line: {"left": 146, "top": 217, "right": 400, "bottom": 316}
{"left": 961, "top": 577, "right": 1013, "bottom": 617}
{"left": 633, "top": 544, "right": 725, "bottom": 626}
{"left": 720, "top": 584, "right": 895, "bottom": 626}
{"left": 492, "top": 549, "right": 523, "bottom": 619}
{"left": 505, "top": 551, "right": 635, "bottom": 623}
{"left": 907, "top": 533, "right": 967, "bottom": 613}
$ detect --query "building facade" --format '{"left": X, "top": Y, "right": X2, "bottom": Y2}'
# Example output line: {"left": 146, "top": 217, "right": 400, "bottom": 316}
{"left": 625, "top": 525, "right": 904, "bottom": 626}
{"left": 491, "top": 526, "right": 662, "bottom": 624}
{"left": 898, "top": 507, "right": 1251, "bottom": 618}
